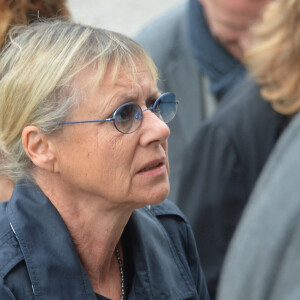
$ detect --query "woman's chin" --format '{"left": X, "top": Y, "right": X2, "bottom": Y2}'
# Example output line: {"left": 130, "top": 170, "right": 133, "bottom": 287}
{"left": 143, "top": 186, "right": 170, "bottom": 206}
{"left": 125, "top": 182, "right": 170, "bottom": 209}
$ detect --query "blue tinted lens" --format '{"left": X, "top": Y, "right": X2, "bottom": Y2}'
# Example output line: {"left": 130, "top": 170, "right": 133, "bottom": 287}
{"left": 154, "top": 93, "right": 178, "bottom": 123}
{"left": 114, "top": 102, "right": 142, "bottom": 134}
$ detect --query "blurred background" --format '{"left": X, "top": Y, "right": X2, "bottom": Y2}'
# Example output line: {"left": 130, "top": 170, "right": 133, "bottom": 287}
{"left": 68, "top": 0, "right": 185, "bottom": 36}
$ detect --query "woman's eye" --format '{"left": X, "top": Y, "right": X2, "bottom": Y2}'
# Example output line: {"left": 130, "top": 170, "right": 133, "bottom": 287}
{"left": 115, "top": 105, "right": 136, "bottom": 122}
{"left": 115, "top": 110, "right": 129, "bottom": 123}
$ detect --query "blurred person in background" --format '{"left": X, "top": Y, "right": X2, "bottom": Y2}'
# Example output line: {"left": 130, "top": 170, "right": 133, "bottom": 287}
{"left": 177, "top": 0, "right": 296, "bottom": 298}
{"left": 218, "top": 111, "right": 300, "bottom": 300}
{"left": 216, "top": 1, "right": 300, "bottom": 299}
{"left": 136, "top": 0, "right": 271, "bottom": 202}
{"left": 0, "top": 0, "right": 70, "bottom": 201}
{"left": 0, "top": 21, "right": 209, "bottom": 299}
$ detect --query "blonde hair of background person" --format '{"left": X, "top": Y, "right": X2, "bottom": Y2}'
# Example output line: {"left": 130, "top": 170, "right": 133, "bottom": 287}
{"left": 245, "top": 0, "right": 300, "bottom": 115}
{"left": 0, "top": 0, "right": 70, "bottom": 201}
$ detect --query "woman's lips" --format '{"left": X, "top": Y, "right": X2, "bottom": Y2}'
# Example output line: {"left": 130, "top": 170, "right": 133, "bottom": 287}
{"left": 139, "top": 162, "right": 162, "bottom": 172}
{"left": 137, "top": 158, "right": 167, "bottom": 176}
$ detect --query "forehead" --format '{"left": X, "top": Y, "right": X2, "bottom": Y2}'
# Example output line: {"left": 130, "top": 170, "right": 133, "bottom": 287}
{"left": 75, "top": 61, "right": 156, "bottom": 92}
{"left": 74, "top": 62, "right": 159, "bottom": 111}
{"left": 68, "top": 62, "right": 159, "bottom": 121}
{"left": 101, "top": 62, "right": 157, "bottom": 96}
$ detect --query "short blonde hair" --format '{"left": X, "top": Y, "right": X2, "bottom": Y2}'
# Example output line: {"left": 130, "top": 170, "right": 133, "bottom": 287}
{"left": 245, "top": 0, "right": 300, "bottom": 115}
{"left": 0, "top": 21, "right": 157, "bottom": 181}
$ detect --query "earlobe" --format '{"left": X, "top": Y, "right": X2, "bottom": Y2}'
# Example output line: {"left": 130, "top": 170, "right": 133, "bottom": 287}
{"left": 22, "top": 126, "right": 56, "bottom": 172}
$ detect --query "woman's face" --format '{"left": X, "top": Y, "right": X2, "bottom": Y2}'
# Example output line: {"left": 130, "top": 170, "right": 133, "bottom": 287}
{"left": 53, "top": 62, "right": 170, "bottom": 209}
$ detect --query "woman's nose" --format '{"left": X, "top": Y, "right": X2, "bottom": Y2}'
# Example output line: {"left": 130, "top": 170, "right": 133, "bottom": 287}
{"left": 139, "top": 109, "right": 170, "bottom": 146}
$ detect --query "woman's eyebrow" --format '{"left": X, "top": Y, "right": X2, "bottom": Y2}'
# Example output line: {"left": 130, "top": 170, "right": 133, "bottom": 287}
{"left": 121, "top": 90, "right": 159, "bottom": 104}
{"left": 148, "top": 90, "right": 160, "bottom": 100}
{"left": 123, "top": 95, "right": 138, "bottom": 102}
{"left": 107, "top": 92, "right": 137, "bottom": 107}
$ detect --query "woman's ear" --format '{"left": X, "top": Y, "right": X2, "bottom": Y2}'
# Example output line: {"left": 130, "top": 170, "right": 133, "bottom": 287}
{"left": 22, "top": 126, "right": 56, "bottom": 173}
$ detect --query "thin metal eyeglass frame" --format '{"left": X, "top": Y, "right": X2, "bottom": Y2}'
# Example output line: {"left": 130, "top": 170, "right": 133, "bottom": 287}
{"left": 58, "top": 92, "right": 178, "bottom": 134}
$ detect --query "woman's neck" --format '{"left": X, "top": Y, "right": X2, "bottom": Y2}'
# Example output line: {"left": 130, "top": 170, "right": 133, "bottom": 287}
{"left": 35, "top": 173, "right": 132, "bottom": 298}
{"left": 63, "top": 202, "right": 130, "bottom": 298}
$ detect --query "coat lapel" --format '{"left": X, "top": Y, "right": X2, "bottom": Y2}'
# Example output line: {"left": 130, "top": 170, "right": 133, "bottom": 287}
{"left": 127, "top": 207, "right": 197, "bottom": 299}
{"left": 7, "top": 181, "right": 96, "bottom": 300}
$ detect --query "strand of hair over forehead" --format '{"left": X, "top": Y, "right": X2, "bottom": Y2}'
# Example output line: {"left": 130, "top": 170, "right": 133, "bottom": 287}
{"left": 245, "top": 0, "right": 300, "bottom": 115}
{"left": 2, "top": 20, "right": 155, "bottom": 100}
{"left": 0, "top": 20, "right": 157, "bottom": 181}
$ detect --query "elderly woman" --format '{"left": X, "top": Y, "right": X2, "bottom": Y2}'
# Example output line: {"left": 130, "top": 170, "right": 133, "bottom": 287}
{"left": 0, "top": 21, "right": 209, "bottom": 300}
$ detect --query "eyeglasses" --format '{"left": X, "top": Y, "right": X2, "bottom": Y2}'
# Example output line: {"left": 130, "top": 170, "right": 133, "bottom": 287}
{"left": 59, "top": 92, "right": 178, "bottom": 134}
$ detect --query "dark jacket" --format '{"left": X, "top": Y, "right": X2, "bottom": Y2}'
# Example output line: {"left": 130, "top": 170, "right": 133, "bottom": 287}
{"left": 0, "top": 181, "right": 209, "bottom": 300}
{"left": 176, "top": 78, "right": 291, "bottom": 299}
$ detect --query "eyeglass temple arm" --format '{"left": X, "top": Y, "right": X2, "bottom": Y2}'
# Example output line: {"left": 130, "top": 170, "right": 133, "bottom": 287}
{"left": 59, "top": 118, "right": 114, "bottom": 125}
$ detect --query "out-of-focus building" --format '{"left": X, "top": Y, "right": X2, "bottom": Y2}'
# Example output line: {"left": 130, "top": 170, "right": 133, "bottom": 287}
{"left": 67, "top": 0, "right": 184, "bottom": 36}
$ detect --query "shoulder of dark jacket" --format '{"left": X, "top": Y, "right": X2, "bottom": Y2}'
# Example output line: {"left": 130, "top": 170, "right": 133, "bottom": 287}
{"left": 198, "top": 76, "right": 290, "bottom": 139}
{"left": 0, "top": 201, "right": 24, "bottom": 280}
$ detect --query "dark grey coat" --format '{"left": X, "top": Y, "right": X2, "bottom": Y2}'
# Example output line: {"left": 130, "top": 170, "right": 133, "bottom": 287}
{"left": 176, "top": 78, "right": 290, "bottom": 298}
{"left": 218, "top": 109, "right": 300, "bottom": 300}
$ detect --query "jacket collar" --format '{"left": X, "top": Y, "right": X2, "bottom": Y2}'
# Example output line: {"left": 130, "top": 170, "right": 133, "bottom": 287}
{"left": 7, "top": 181, "right": 95, "bottom": 299}
{"left": 7, "top": 181, "right": 197, "bottom": 299}
{"left": 128, "top": 207, "right": 196, "bottom": 299}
